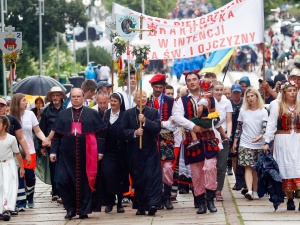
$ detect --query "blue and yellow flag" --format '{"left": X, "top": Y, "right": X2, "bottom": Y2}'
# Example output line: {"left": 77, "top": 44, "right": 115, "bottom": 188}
{"left": 201, "top": 48, "right": 234, "bottom": 76}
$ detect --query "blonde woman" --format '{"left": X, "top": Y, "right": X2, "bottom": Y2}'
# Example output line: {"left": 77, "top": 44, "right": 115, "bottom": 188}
{"left": 232, "top": 87, "right": 268, "bottom": 200}
{"left": 263, "top": 81, "right": 300, "bottom": 211}
{"left": 10, "top": 93, "right": 46, "bottom": 211}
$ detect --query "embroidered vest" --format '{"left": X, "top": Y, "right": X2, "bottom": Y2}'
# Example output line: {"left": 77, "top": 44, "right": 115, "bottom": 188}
{"left": 147, "top": 95, "right": 174, "bottom": 121}
{"left": 276, "top": 103, "right": 300, "bottom": 134}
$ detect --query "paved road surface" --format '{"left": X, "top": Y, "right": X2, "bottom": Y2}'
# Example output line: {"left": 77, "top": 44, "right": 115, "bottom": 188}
{"left": 6, "top": 174, "right": 300, "bottom": 225}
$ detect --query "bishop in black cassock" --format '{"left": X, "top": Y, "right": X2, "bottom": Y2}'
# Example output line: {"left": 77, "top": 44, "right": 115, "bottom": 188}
{"left": 121, "top": 90, "right": 162, "bottom": 216}
{"left": 50, "top": 88, "right": 106, "bottom": 220}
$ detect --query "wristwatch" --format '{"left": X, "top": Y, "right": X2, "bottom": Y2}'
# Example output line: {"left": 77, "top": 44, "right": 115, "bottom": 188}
{"left": 264, "top": 142, "right": 269, "bottom": 146}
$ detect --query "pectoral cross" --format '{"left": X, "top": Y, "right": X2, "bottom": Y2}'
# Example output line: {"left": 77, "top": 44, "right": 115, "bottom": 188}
{"left": 73, "top": 128, "right": 77, "bottom": 136}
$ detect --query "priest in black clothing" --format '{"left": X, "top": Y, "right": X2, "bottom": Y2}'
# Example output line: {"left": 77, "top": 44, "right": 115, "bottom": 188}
{"left": 121, "top": 90, "right": 162, "bottom": 216}
{"left": 50, "top": 88, "right": 106, "bottom": 220}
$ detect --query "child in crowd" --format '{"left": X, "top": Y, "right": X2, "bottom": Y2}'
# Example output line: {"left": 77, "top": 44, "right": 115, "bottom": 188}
{"left": 0, "top": 115, "right": 25, "bottom": 221}
{"left": 188, "top": 78, "right": 227, "bottom": 150}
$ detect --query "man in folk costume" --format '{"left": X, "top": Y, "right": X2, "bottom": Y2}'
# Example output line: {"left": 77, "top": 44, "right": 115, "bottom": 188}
{"left": 50, "top": 88, "right": 107, "bottom": 220}
{"left": 147, "top": 74, "right": 176, "bottom": 210}
{"left": 121, "top": 90, "right": 162, "bottom": 216}
{"left": 173, "top": 72, "right": 219, "bottom": 214}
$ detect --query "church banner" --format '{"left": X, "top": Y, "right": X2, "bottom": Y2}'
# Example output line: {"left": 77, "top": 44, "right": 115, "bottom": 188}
{"left": 112, "top": 0, "right": 264, "bottom": 60}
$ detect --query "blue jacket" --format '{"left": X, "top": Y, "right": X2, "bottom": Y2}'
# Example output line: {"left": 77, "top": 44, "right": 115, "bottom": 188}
{"left": 254, "top": 151, "right": 285, "bottom": 211}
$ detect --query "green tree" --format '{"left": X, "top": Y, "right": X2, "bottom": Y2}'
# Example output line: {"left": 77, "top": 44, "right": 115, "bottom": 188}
{"left": 104, "top": 0, "right": 176, "bottom": 18}
{"left": 6, "top": 0, "right": 88, "bottom": 57}
{"left": 76, "top": 44, "right": 112, "bottom": 67}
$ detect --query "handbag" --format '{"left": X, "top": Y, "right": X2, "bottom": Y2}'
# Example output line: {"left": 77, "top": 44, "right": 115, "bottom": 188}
{"left": 35, "top": 153, "right": 51, "bottom": 185}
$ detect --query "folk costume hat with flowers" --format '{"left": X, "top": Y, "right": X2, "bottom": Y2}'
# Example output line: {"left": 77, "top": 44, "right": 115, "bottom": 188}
{"left": 183, "top": 70, "right": 201, "bottom": 81}
{"left": 149, "top": 74, "right": 167, "bottom": 85}
{"left": 281, "top": 80, "right": 298, "bottom": 91}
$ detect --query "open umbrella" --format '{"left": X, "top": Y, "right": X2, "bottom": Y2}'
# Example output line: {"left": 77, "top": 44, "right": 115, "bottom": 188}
{"left": 13, "top": 75, "right": 66, "bottom": 96}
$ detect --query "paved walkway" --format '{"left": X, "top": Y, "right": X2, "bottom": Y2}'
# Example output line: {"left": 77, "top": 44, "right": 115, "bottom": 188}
{"left": 6, "top": 173, "right": 300, "bottom": 225}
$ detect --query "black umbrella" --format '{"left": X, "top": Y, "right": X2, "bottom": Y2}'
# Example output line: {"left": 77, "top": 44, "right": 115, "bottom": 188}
{"left": 13, "top": 75, "right": 66, "bottom": 95}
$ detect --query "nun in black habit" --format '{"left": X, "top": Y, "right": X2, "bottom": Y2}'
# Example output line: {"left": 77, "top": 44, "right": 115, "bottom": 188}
{"left": 101, "top": 93, "right": 129, "bottom": 213}
{"left": 121, "top": 90, "right": 162, "bottom": 216}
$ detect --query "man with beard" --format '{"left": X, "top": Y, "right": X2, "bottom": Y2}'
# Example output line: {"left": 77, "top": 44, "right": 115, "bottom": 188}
{"left": 39, "top": 87, "right": 65, "bottom": 202}
{"left": 50, "top": 88, "right": 106, "bottom": 220}
{"left": 122, "top": 90, "right": 162, "bottom": 216}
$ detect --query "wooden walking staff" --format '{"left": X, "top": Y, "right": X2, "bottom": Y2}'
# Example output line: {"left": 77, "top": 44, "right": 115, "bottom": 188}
{"left": 130, "top": 15, "right": 152, "bottom": 149}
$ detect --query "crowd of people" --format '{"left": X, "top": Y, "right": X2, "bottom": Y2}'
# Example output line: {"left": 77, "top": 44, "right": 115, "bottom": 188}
{"left": 1, "top": 50, "right": 300, "bottom": 221}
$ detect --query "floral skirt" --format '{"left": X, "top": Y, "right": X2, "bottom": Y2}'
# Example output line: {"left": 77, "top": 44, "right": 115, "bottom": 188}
{"left": 238, "top": 146, "right": 262, "bottom": 167}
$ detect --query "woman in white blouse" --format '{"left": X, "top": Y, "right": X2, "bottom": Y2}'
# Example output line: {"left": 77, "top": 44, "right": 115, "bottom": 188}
{"left": 10, "top": 93, "right": 46, "bottom": 211}
{"left": 263, "top": 81, "right": 300, "bottom": 211}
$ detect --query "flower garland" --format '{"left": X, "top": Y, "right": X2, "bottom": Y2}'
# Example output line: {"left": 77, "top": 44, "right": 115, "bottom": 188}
{"left": 110, "top": 33, "right": 126, "bottom": 59}
{"left": 3, "top": 51, "right": 21, "bottom": 85}
{"left": 281, "top": 80, "right": 298, "bottom": 91}
{"left": 3, "top": 51, "right": 20, "bottom": 65}
{"left": 130, "top": 39, "right": 151, "bottom": 64}
{"left": 117, "top": 63, "right": 135, "bottom": 87}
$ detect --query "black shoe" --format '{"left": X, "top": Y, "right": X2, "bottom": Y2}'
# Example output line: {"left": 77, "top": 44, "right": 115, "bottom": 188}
{"left": 52, "top": 195, "right": 59, "bottom": 201}
{"left": 196, "top": 194, "right": 207, "bottom": 214}
{"left": 287, "top": 199, "right": 295, "bottom": 210}
{"left": 241, "top": 188, "right": 248, "bottom": 195}
{"left": 207, "top": 200, "right": 217, "bottom": 213}
{"left": 105, "top": 205, "right": 113, "bottom": 213}
{"left": 136, "top": 209, "right": 146, "bottom": 215}
{"left": 192, "top": 189, "right": 199, "bottom": 208}
{"left": 148, "top": 206, "right": 157, "bottom": 216}
{"left": 79, "top": 214, "right": 88, "bottom": 219}
{"left": 64, "top": 211, "right": 76, "bottom": 220}
{"left": 3, "top": 212, "right": 11, "bottom": 221}
{"left": 206, "top": 189, "right": 217, "bottom": 213}
{"left": 117, "top": 205, "right": 125, "bottom": 213}
{"left": 164, "top": 198, "right": 174, "bottom": 210}
{"left": 10, "top": 210, "right": 18, "bottom": 216}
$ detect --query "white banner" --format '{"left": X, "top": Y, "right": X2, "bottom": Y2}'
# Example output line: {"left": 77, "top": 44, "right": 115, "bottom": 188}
{"left": 112, "top": 0, "right": 264, "bottom": 60}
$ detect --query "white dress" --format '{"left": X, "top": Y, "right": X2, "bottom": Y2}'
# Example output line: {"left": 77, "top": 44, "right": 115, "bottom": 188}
{"left": 0, "top": 134, "right": 19, "bottom": 212}
{"left": 264, "top": 102, "right": 300, "bottom": 179}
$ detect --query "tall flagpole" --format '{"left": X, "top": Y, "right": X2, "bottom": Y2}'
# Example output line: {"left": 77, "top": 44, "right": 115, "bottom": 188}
{"left": 261, "top": 0, "right": 266, "bottom": 102}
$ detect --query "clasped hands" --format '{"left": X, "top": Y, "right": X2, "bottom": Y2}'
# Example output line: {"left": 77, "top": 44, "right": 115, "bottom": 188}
{"left": 135, "top": 114, "right": 146, "bottom": 136}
